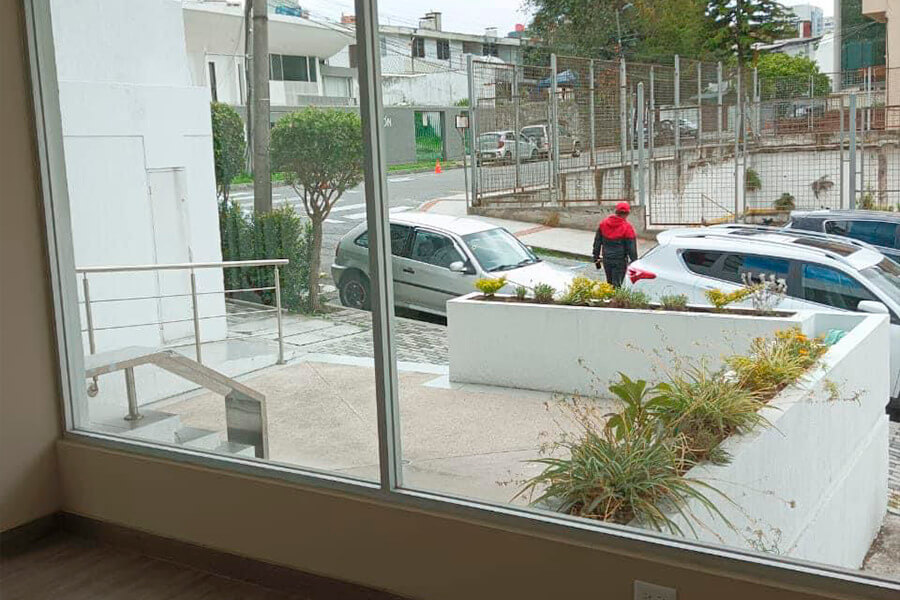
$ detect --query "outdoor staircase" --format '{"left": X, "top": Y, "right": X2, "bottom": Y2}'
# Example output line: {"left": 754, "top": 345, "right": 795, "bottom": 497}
{"left": 84, "top": 346, "right": 268, "bottom": 459}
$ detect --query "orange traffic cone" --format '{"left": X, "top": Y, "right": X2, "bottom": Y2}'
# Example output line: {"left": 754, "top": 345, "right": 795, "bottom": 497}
{"left": 434, "top": 160, "right": 442, "bottom": 174}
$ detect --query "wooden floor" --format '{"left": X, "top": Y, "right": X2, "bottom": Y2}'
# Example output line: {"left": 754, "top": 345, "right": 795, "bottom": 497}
{"left": 0, "top": 532, "right": 306, "bottom": 599}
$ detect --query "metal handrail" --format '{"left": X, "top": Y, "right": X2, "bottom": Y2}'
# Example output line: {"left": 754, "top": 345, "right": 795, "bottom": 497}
{"left": 78, "top": 259, "right": 289, "bottom": 398}
{"left": 75, "top": 258, "right": 288, "bottom": 274}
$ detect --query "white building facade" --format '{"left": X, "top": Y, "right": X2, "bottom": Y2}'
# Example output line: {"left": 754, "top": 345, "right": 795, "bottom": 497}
{"left": 51, "top": 0, "right": 227, "bottom": 352}
{"left": 788, "top": 3, "right": 825, "bottom": 38}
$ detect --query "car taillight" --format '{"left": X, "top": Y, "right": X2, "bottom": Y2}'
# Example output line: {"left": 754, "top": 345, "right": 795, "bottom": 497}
{"left": 628, "top": 267, "right": 656, "bottom": 284}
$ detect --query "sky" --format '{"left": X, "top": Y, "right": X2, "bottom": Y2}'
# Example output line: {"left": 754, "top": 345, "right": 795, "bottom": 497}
{"left": 299, "top": 0, "right": 534, "bottom": 36}
{"left": 297, "top": 0, "right": 835, "bottom": 37}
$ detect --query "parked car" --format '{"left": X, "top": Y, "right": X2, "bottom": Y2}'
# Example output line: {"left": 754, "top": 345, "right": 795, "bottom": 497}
{"left": 476, "top": 131, "right": 539, "bottom": 164}
{"left": 787, "top": 210, "right": 900, "bottom": 264}
{"left": 331, "top": 212, "right": 574, "bottom": 317}
{"left": 521, "top": 123, "right": 582, "bottom": 158}
{"left": 623, "top": 224, "right": 900, "bottom": 417}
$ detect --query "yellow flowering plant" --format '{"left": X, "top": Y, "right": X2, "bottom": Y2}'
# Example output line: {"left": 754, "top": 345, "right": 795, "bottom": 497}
{"left": 474, "top": 276, "right": 507, "bottom": 297}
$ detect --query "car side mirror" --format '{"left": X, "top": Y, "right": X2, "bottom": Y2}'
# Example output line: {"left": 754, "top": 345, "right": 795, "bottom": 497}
{"left": 449, "top": 261, "right": 467, "bottom": 274}
{"left": 858, "top": 300, "right": 890, "bottom": 315}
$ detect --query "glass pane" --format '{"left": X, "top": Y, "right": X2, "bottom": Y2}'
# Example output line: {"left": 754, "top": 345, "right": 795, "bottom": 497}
{"left": 719, "top": 254, "right": 789, "bottom": 284}
{"left": 281, "top": 55, "right": 309, "bottom": 82}
{"left": 410, "top": 230, "right": 463, "bottom": 268}
{"left": 801, "top": 263, "right": 877, "bottom": 310}
{"left": 682, "top": 250, "right": 721, "bottom": 276}
{"left": 53, "top": 0, "right": 379, "bottom": 483}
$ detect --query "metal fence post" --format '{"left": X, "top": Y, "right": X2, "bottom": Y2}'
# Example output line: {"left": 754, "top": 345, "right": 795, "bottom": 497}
{"left": 674, "top": 55, "right": 681, "bottom": 159}
{"left": 808, "top": 74, "right": 814, "bottom": 131}
{"left": 619, "top": 57, "right": 628, "bottom": 164}
{"left": 589, "top": 59, "right": 596, "bottom": 167}
{"left": 513, "top": 65, "right": 521, "bottom": 192}
{"left": 649, "top": 66, "right": 655, "bottom": 198}
{"left": 866, "top": 66, "right": 873, "bottom": 131}
{"left": 734, "top": 67, "right": 744, "bottom": 220}
{"left": 550, "top": 53, "right": 560, "bottom": 201}
{"left": 840, "top": 100, "right": 846, "bottom": 209}
{"left": 82, "top": 275, "right": 99, "bottom": 396}
{"left": 637, "top": 82, "right": 647, "bottom": 208}
{"left": 274, "top": 265, "right": 284, "bottom": 365}
{"left": 717, "top": 61, "right": 723, "bottom": 157}
{"left": 697, "top": 62, "right": 703, "bottom": 148}
{"left": 849, "top": 94, "right": 857, "bottom": 209}
{"left": 190, "top": 270, "right": 202, "bottom": 364}
{"left": 467, "top": 54, "right": 478, "bottom": 207}
{"left": 753, "top": 66, "right": 760, "bottom": 134}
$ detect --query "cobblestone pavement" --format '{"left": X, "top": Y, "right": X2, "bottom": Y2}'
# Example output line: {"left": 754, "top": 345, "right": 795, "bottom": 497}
{"left": 308, "top": 307, "right": 448, "bottom": 365}
{"left": 890, "top": 422, "right": 899, "bottom": 515}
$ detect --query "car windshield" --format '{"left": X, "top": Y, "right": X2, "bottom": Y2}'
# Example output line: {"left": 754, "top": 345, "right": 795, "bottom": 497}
{"left": 521, "top": 127, "right": 543, "bottom": 139}
{"left": 462, "top": 228, "right": 539, "bottom": 272}
{"left": 861, "top": 258, "right": 900, "bottom": 307}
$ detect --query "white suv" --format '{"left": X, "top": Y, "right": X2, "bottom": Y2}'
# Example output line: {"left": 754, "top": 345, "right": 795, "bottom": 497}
{"left": 625, "top": 225, "right": 900, "bottom": 416}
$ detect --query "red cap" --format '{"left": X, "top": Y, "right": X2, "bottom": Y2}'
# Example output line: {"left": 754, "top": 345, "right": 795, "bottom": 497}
{"left": 615, "top": 201, "right": 631, "bottom": 214}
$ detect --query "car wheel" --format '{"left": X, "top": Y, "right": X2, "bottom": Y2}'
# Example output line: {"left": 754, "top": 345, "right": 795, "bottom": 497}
{"left": 572, "top": 143, "right": 581, "bottom": 158}
{"left": 339, "top": 271, "right": 371, "bottom": 311}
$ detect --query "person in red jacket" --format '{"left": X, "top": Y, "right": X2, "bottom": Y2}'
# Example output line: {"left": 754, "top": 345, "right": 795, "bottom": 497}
{"left": 592, "top": 202, "right": 638, "bottom": 287}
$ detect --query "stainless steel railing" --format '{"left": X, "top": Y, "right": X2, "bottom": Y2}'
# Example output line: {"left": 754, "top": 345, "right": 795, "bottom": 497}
{"left": 76, "top": 259, "right": 289, "bottom": 397}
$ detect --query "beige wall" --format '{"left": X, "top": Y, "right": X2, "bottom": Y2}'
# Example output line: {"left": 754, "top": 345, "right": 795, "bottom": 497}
{"left": 0, "top": 0, "right": 63, "bottom": 532}
{"left": 1, "top": 3, "right": 893, "bottom": 599}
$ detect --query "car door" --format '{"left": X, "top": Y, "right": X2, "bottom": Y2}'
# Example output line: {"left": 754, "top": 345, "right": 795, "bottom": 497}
{"left": 393, "top": 228, "right": 471, "bottom": 315}
{"left": 796, "top": 260, "right": 900, "bottom": 398}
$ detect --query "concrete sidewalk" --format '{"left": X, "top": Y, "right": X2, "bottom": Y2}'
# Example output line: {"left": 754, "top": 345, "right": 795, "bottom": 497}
{"left": 420, "top": 196, "right": 656, "bottom": 259}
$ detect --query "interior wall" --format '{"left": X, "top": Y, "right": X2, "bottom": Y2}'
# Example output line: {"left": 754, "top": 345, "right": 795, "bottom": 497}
{"left": 0, "top": 0, "right": 63, "bottom": 532}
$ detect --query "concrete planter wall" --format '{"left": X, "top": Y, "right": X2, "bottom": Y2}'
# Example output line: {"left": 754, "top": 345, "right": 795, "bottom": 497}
{"left": 655, "top": 312, "right": 890, "bottom": 569}
{"left": 448, "top": 293, "right": 810, "bottom": 396}
{"left": 448, "top": 295, "right": 890, "bottom": 569}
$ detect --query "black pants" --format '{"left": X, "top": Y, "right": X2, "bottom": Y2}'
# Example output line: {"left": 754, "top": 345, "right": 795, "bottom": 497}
{"left": 604, "top": 260, "right": 627, "bottom": 287}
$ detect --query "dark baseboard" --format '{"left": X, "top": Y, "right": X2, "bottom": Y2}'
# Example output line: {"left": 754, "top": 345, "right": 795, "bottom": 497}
{"left": 5, "top": 512, "right": 409, "bottom": 599}
{"left": 0, "top": 513, "right": 62, "bottom": 558}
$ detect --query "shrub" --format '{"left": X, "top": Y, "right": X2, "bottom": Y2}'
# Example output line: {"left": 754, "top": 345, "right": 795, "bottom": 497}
{"left": 542, "top": 212, "right": 561, "bottom": 227}
{"left": 211, "top": 102, "right": 246, "bottom": 202}
{"left": 654, "top": 367, "right": 766, "bottom": 466}
{"left": 218, "top": 201, "right": 312, "bottom": 312}
{"left": 604, "top": 374, "right": 667, "bottom": 441}
{"left": 704, "top": 287, "right": 753, "bottom": 310}
{"left": 744, "top": 167, "right": 762, "bottom": 192}
{"left": 517, "top": 399, "right": 725, "bottom": 534}
{"left": 773, "top": 192, "right": 795, "bottom": 211}
{"left": 607, "top": 287, "right": 651, "bottom": 309}
{"left": 560, "top": 276, "right": 611, "bottom": 305}
{"left": 475, "top": 276, "right": 508, "bottom": 297}
{"left": 658, "top": 294, "right": 688, "bottom": 311}
{"left": 533, "top": 283, "right": 556, "bottom": 304}
{"left": 515, "top": 285, "right": 528, "bottom": 300}
{"left": 725, "top": 327, "right": 827, "bottom": 397}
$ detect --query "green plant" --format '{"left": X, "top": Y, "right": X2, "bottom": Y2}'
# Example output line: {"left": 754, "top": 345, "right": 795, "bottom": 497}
{"left": 210, "top": 102, "right": 246, "bottom": 202}
{"left": 533, "top": 283, "right": 556, "bottom": 304}
{"left": 516, "top": 399, "right": 725, "bottom": 534}
{"left": 515, "top": 285, "right": 528, "bottom": 301}
{"left": 658, "top": 294, "right": 688, "bottom": 311}
{"left": 654, "top": 367, "right": 766, "bottom": 465}
{"left": 560, "top": 276, "right": 613, "bottom": 305}
{"left": 725, "top": 327, "right": 827, "bottom": 397}
{"left": 607, "top": 287, "right": 651, "bottom": 309}
{"left": 475, "top": 276, "right": 508, "bottom": 297}
{"left": 218, "top": 201, "right": 312, "bottom": 312}
{"left": 744, "top": 168, "right": 761, "bottom": 192}
{"left": 773, "top": 193, "right": 795, "bottom": 211}
{"left": 604, "top": 374, "right": 667, "bottom": 441}
{"left": 271, "top": 108, "right": 364, "bottom": 312}
{"left": 704, "top": 287, "right": 753, "bottom": 310}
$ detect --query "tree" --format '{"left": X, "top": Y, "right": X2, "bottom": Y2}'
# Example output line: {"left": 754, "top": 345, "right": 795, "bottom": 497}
{"left": 705, "top": 0, "right": 795, "bottom": 71}
{"left": 271, "top": 108, "right": 363, "bottom": 312}
{"left": 756, "top": 53, "right": 830, "bottom": 100}
{"left": 210, "top": 102, "right": 246, "bottom": 202}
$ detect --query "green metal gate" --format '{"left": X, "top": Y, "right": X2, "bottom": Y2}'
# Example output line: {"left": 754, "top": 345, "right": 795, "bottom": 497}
{"left": 414, "top": 111, "right": 444, "bottom": 162}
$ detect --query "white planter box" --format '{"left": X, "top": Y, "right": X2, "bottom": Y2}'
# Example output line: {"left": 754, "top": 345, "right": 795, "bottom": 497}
{"left": 449, "top": 293, "right": 809, "bottom": 395}
{"left": 657, "top": 312, "right": 891, "bottom": 569}
{"left": 448, "top": 294, "right": 891, "bottom": 569}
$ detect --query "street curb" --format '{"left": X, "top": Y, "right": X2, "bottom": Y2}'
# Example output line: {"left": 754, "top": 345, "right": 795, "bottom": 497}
{"left": 230, "top": 181, "right": 292, "bottom": 192}
{"left": 229, "top": 164, "right": 463, "bottom": 191}
{"left": 530, "top": 247, "right": 593, "bottom": 262}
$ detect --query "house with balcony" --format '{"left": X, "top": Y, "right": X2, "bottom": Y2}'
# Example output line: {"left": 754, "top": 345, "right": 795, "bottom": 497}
{"left": 182, "top": 0, "right": 357, "bottom": 108}
{"left": 329, "top": 11, "right": 523, "bottom": 106}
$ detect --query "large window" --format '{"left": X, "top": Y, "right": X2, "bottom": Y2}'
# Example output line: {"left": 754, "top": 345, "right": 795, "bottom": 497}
{"left": 270, "top": 54, "right": 317, "bottom": 82}
{"left": 436, "top": 39, "right": 450, "bottom": 60}
{"left": 29, "top": 0, "right": 900, "bottom": 595}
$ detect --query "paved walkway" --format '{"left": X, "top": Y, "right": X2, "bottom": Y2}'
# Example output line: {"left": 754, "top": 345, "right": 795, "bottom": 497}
{"left": 890, "top": 422, "right": 899, "bottom": 515}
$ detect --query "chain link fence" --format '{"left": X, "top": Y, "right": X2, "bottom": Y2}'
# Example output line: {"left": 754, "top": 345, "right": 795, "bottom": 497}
{"left": 468, "top": 56, "right": 900, "bottom": 225}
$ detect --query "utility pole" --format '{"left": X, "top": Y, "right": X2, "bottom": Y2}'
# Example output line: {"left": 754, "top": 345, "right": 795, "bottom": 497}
{"left": 252, "top": 0, "right": 271, "bottom": 213}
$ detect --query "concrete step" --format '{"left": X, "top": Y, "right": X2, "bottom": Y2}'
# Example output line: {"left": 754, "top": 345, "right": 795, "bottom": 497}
{"left": 174, "top": 427, "right": 223, "bottom": 450}
{"left": 94, "top": 409, "right": 182, "bottom": 441}
{"left": 213, "top": 440, "right": 257, "bottom": 457}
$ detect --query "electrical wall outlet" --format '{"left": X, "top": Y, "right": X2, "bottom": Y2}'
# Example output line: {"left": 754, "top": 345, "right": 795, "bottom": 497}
{"left": 634, "top": 580, "right": 677, "bottom": 600}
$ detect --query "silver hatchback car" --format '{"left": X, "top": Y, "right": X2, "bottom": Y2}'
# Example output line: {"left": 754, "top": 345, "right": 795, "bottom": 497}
{"left": 331, "top": 212, "right": 575, "bottom": 317}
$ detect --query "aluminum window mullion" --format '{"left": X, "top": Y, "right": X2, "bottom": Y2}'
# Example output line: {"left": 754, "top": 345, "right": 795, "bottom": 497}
{"left": 354, "top": 0, "right": 403, "bottom": 492}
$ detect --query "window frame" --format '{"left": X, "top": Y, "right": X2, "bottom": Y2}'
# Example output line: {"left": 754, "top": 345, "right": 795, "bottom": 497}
{"left": 436, "top": 39, "right": 450, "bottom": 61}
{"left": 406, "top": 227, "right": 466, "bottom": 270}
{"left": 22, "top": 0, "right": 900, "bottom": 597}
{"left": 411, "top": 36, "right": 425, "bottom": 58}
